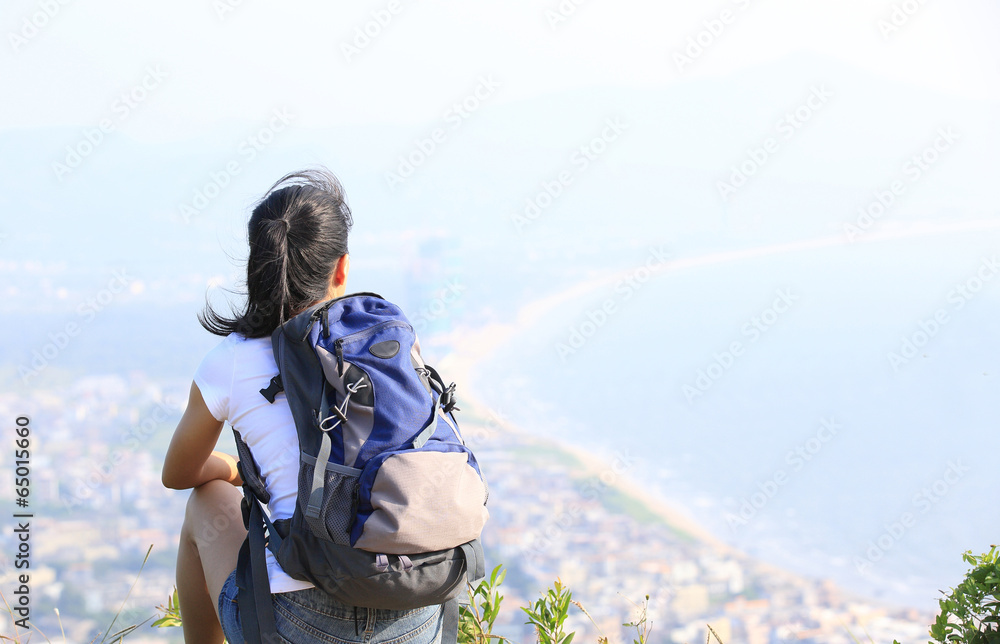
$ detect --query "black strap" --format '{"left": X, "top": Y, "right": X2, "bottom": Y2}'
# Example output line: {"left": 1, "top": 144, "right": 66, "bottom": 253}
{"left": 233, "top": 429, "right": 270, "bottom": 504}
{"left": 425, "top": 364, "right": 459, "bottom": 413}
{"left": 459, "top": 539, "right": 486, "bottom": 583}
{"left": 440, "top": 540, "right": 486, "bottom": 644}
{"left": 236, "top": 497, "right": 278, "bottom": 644}
{"left": 232, "top": 427, "right": 280, "bottom": 644}
{"left": 442, "top": 598, "right": 460, "bottom": 644}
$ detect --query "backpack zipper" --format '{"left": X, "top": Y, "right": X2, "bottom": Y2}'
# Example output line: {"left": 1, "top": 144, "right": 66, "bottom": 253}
{"left": 326, "top": 319, "right": 409, "bottom": 378}
{"left": 334, "top": 338, "right": 344, "bottom": 376}
{"left": 335, "top": 320, "right": 410, "bottom": 346}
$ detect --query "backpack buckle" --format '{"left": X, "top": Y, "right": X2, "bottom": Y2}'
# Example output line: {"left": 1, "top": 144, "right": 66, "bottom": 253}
{"left": 259, "top": 374, "right": 284, "bottom": 403}
{"left": 440, "top": 383, "right": 460, "bottom": 414}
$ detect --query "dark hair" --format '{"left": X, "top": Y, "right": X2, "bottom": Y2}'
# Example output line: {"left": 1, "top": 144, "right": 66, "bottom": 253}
{"left": 199, "top": 168, "right": 353, "bottom": 338}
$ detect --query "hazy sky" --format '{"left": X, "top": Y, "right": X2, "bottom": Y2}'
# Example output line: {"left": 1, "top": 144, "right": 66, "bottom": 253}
{"left": 4, "top": 0, "right": 998, "bottom": 139}
{"left": 4, "top": 0, "right": 1000, "bottom": 311}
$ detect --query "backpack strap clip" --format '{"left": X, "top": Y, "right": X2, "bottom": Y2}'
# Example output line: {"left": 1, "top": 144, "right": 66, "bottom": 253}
{"left": 439, "top": 382, "right": 460, "bottom": 414}
{"left": 425, "top": 364, "right": 460, "bottom": 413}
{"left": 259, "top": 374, "right": 284, "bottom": 404}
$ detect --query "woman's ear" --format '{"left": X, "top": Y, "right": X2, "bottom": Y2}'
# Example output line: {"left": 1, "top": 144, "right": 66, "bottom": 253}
{"left": 335, "top": 254, "right": 350, "bottom": 286}
{"left": 327, "top": 254, "right": 350, "bottom": 298}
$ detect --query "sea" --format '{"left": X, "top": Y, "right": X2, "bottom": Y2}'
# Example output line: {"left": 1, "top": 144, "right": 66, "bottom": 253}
{"left": 470, "top": 225, "right": 1000, "bottom": 612}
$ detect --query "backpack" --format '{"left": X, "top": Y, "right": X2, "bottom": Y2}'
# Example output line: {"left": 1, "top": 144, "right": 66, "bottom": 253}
{"left": 232, "top": 292, "right": 489, "bottom": 644}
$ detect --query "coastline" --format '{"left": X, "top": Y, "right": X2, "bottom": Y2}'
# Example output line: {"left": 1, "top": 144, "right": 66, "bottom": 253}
{"left": 439, "top": 330, "right": 841, "bottom": 594}
{"left": 429, "top": 261, "right": 940, "bottom": 620}
{"left": 431, "top": 246, "right": 772, "bottom": 558}
{"left": 434, "top": 286, "right": 785, "bottom": 578}
{"left": 459, "top": 376, "right": 733, "bottom": 553}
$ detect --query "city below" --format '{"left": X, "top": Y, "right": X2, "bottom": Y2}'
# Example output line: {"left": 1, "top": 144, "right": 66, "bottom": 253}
{"left": 0, "top": 372, "right": 935, "bottom": 644}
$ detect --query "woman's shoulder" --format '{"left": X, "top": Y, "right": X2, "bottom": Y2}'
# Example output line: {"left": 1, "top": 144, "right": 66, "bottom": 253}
{"left": 200, "top": 332, "right": 241, "bottom": 362}
{"left": 194, "top": 333, "right": 272, "bottom": 421}
{"left": 207, "top": 331, "right": 270, "bottom": 350}
{"left": 201, "top": 333, "right": 272, "bottom": 364}
{"left": 196, "top": 333, "right": 266, "bottom": 377}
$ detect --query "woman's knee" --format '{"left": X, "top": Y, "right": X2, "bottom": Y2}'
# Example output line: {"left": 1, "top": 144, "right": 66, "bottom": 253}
{"left": 182, "top": 480, "right": 245, "bottom": 546}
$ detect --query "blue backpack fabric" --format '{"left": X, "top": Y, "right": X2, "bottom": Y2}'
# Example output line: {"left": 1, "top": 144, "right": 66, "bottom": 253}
{"left": 233, "top": 293, "right": 488, "bottom": 644}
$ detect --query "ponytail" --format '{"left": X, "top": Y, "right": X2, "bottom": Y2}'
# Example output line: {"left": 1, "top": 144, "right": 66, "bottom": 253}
{"left": 199, "top": 169, "right": 353, "bottom": 338}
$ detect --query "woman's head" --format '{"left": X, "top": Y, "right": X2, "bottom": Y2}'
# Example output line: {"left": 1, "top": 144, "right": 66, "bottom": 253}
{"left": 200, "top": 168, "right": 354, "bottom": 338}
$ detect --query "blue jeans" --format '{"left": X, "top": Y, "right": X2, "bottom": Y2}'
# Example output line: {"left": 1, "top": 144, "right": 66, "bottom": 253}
{"left": 219, "top": 569, "right": 443, "bottom": 644}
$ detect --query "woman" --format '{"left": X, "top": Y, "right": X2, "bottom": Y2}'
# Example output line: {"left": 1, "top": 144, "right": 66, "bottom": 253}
{"left": 161, "top": 169, "right": 444, "bottom": 644}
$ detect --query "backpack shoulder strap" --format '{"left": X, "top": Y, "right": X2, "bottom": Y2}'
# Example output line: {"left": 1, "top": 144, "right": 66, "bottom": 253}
{"left": 232, "top": 428, "right": 283, "bottom": 644}
{"left": 442, "top": 540, "right": 486, "bottom": 644}
{"left": 268, "top": 304, "right": 326, "bottom": 453}
{"left": 233, "top": 429, "right": 269, "bottom": 504}
{"left": 236, "top": 496, "right": 278, "bottom": 644}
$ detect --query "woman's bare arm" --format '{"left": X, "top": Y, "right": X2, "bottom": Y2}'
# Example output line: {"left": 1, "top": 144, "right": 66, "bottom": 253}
{"left": 161, "top": 382, "right": 242, "bottom": 489}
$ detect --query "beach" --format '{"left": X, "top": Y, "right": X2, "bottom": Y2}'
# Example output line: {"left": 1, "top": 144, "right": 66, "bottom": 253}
{"left": 435, "top": 272, "right": 813, "bottom": 579}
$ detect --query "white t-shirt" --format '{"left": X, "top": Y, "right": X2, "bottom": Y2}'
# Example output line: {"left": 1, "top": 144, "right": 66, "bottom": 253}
{"left": 193, "top": 332, "right": 315, "bottom": 593}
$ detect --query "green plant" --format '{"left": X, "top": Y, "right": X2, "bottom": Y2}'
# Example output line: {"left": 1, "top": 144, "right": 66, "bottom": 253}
{"left": 930, "top": 546, "right": 1000, "bottom": 644}
{"left": 151, "top": 587, "right": 182, "bottom": 629}
{"left": 459, "top": 565, "right": 509, "bottom": 643}
{"left": 522, "top": 579, "right": 575, "bottom": 644}
{"left": 620, "top": 594, "right": 652, "bottom": 644}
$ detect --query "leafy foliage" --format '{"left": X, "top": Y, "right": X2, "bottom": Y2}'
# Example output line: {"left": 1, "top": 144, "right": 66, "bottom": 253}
{"left": 151, "top": 587, "right": 183, "bottom": 629}
{"left": 459, "top": 565, "right": 509, "bottom": 643}
{"left": 149, "top": 567, "right": 725, "bottom": 644}
{"left": 930, "top": 546, "right": 1000, "bottom": 644}
{"left": 522, "top": 579, "right": 575, "bottom": 644}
